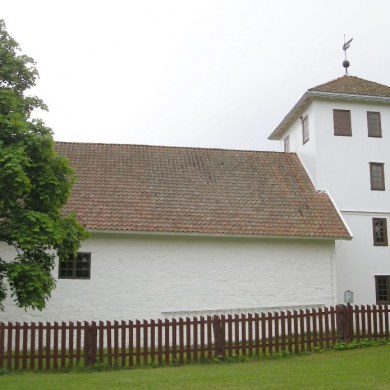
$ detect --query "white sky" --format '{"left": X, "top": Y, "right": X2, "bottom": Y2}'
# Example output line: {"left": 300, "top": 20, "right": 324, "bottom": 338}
{"left": 2, "top": 0, "right": 390, "bottom": 151}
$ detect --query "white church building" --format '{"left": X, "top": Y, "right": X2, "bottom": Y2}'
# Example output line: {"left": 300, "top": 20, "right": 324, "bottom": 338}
{"left": 1, "top": 74, "right": 389, "bottom": 323}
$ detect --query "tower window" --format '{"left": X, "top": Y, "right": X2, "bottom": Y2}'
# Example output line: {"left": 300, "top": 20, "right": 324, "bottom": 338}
{"left": 302, "top": 116, "right": 309, "bottom": 144}
{"left": 370, "top": 163, "right": 385, "bottom": 191}
{"left": 333, "top": 109, "right": 352, "bottom": 136}
{"left": 373, "top": 218, "right": 388, "bottom": 246}
{"left": 375, "top": 276, "right": 390, "bottom": 304}
{"left": 367, "top": 111, "right": 382, "bottom": 137}
{"left": 284, "top": 135, "right": 290, "bottom": 152}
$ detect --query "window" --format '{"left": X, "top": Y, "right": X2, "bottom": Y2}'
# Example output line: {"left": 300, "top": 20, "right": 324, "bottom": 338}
{"left": 284, "top": 135, "right": 290, "bottom": 152}
{"left": 367, "top": 111, "right": 382, "bottom": 137}
{"left": 302, "top": 115, "right": 309, "bottom": 144}
{"left": 370, "top": 163, "right": 385, "bottom": 191}
{"left": 59, "top": 252, "right": 91, "bottom": 279}
{"left": 373, "top": 218, "right": 388, "bottom": 246}
{"left": 375, "top": 276, "right": 390, "bottom": 304}
{"left": 333, "top": 109, "right": 352, "bottom": 136}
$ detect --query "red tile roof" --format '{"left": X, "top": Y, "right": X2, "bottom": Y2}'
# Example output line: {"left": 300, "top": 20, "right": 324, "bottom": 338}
{"left": 309, "top": 75, "right": 390, "bottom": 97}
{"left": 57, "top": 142, "right": 350, "bottom": 239}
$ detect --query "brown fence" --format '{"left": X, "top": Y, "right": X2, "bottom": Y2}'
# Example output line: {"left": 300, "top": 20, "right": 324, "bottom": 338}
{"left": 0, "top": 304, "right": 389, "bottom": 370}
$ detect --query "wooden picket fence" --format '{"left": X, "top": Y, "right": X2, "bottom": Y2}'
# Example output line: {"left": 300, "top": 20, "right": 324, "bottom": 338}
{"left": 0, "top": 304, "right": 389, "bottom": 370}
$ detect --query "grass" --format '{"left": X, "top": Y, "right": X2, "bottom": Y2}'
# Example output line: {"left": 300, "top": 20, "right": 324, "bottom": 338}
{"left": 1, "top": 345, "right": 390, "bottom": 389}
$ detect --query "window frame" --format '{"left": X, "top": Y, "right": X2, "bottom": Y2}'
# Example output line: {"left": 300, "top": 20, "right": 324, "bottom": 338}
{"left": 370, "top": 162, "right": 385, "bottom": 191}
{"left": 284, "top": 135, "right": 290, "bottom": 152}
{"left": 58, "top": 252, "right": 91, "bottom": 280}
{"left": 367, "top": 111, "right": 382, "bottom": 138}
{"left": 372, "top": 218, "right": 388, "bottom": 246}
{"left": 333, "top": 109, "right": 352, "bottom": 136}
{"left": 302, "top": 115, "right": 309, "bottom": 144}
{"left": 375, "top": 275, "right": 390, "bottom": 304}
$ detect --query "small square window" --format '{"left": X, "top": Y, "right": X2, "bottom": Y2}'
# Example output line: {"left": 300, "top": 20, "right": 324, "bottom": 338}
{"left": 59, "top": 252, "right": 91, "bottom": 279}
{"left": 302, "top": 116, "right": 309, "bottom": 144}
{"left": 373, "top": 218, "right": 388, "bottom": 246}
{"left": 375, "top": 276, "right": 390, "bottom": 304}
{"left": 370, "top": 163, "right": 385, "bottom": 191}
{"left": 333, "top": 109, "right": 352, "bottom": 136}
{"left": 367, "top": 112, "right": 382, "bottom": 138}
{"left": 284, "top": 135, "right": 290, "bottom": 152}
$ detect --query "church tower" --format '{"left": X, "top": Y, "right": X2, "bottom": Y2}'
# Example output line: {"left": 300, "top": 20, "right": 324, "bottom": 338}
{"left": 269, "top": 74, "right": 390, "bottom": 305}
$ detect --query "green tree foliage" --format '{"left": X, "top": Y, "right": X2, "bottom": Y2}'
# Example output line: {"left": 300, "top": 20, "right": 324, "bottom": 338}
{"left": 0, "top": 20, "right": 88, "bottom": 310}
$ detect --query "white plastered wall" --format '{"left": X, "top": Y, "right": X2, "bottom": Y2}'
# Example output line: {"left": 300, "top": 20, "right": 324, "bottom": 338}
{"left": 313, "top": 99, "right": 390, "bottom": 210}
{"left": 336, "top": 213, "right": 390, "bottom": 305}
{"left": 0, "top": 232, "right": 337, "bottom": 322}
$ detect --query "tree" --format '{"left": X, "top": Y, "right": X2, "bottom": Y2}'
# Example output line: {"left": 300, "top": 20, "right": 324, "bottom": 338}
{"left": 0, "top": 20, "right": 88, "bottom": 310}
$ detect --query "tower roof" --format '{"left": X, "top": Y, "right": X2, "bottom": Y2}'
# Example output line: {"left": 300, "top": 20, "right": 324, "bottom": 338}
{"left": 269, "top": 75, "right": 390, "bottom": 140}
{"left": 309, "top": 75, "right": 390, "bottom": 97}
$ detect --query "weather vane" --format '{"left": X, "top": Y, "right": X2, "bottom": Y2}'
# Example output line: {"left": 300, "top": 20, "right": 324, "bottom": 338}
{"left": 342, "top": 35, "right": 353, "bottom": 75}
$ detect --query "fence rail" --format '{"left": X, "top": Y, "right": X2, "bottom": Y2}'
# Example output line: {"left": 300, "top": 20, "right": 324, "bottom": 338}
{"left": 0, "top": 304, "right": 389, "bottom": 370}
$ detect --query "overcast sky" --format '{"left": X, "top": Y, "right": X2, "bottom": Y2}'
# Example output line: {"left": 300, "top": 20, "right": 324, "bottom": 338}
{"left": 2, "top": 0, "right": 390, "bottom": 151}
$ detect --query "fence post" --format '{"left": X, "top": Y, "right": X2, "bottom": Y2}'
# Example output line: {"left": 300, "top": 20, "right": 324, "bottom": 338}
{"left": 84, "top": 322, "right": 97, "bottom": 367}
{"left": 336, "top": 304, "right": 345, "bottom": 341}
{"left": 212, "top": 315, "right": 225, "bottom": 357}
{"left": 336, "top": 304, "right": 353, "bottom": 342}
{"left": 347, "top": 304, "right": 354, "bottom": 342}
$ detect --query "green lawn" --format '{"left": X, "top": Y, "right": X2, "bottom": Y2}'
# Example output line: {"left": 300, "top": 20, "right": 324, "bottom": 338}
{"left": 1, "top": 346, "right": 390, "bottom": 390}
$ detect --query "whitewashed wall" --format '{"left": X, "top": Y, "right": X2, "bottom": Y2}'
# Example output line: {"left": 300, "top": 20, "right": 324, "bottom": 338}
{"left": 0, "top": 233, "right": 336, "bottom": 323}
{"left": 314, "top": 100, "right": 390, "bottom": 211}
{"left": 281, "top": 104, "right": 317, "bottom": 184}
{"left": 336, "top": 212, "right": 390, "bottom": 305}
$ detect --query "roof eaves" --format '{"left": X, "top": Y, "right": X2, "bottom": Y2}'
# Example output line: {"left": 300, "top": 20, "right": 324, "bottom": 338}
{"left": 317, "top": 189, "right": 353, "bottom": 240}
{"left": 268, "top": 92, "right": 312, "bottom": 140}
{"left": 306, "top": 90, "right": 390, "bottom": 103}
{"left": 86, "top": 228, "right": 351, "bottom": 240}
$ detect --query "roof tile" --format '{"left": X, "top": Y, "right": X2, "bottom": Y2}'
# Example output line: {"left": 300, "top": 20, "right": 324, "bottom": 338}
{"left": 309, "top": 75, "right": 390, "bottom": 97}
{"left": 56, "top": 142, "right": 351, "bottom": 239}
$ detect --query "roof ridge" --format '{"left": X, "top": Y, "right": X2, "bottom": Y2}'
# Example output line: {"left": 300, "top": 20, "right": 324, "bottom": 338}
{"left": 55, "top": 141, "right": 284, "bottom": 155}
